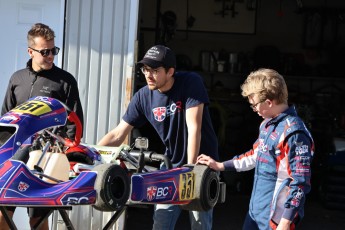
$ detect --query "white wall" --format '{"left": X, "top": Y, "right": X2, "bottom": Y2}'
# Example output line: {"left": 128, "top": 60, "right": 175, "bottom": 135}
{"left": 0, "top": 0, "right": 64, "bottom": 107}
{"left": 0, "top": 0, "right": 139, "bottom": 229}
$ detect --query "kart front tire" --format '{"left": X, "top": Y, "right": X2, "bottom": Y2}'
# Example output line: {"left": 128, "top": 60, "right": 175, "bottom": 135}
{"left": 181, "top": 164, "right": 220, "bottom": 212}
{"left": 93, "top": 163, "right": 130, "bottom": 212}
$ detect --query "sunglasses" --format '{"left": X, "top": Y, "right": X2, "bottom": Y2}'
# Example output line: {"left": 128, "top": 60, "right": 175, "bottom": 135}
{"left": 29, "top": 46, "right": 60, "bottom": 57}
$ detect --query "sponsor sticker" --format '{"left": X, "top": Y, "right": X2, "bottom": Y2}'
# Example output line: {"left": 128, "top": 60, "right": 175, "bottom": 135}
{"left": 147, "top": 186, "right": 157, "bottom": 201}
{"left": 12, "top": 101, "right": 51, "bottom": 115}
{"left": 18, "top": 181, "right": 29, "bottom": 192}
{"left": 291, "top": 188, "right": 304, "bottom": 207}
{"left": 0, "top": 114, "right": 19, "bottom": 122}
{"left": 179, "top": 172, "right": 195, "bottom": 200}
{"left": 295, "top": 143, "right": 309, "bottom": 155}
{"left": 145, "top": 182, "right": 175, "bottom": 202}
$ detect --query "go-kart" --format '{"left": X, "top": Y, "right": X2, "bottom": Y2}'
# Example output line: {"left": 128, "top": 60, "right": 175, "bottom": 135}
{"left": 0, "top": 96, "right": 225, "bottom": 230}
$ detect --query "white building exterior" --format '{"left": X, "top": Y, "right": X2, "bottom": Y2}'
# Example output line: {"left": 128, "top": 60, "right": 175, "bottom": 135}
{"left": 0, "top": 0, "right": 140, "bottom": 229}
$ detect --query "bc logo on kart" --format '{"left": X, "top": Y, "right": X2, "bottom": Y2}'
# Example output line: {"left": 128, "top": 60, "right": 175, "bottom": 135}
{"left": 145, "top": 181, "right": 176, "bottom": 202}
{"left": 179, "top": 172, "right": 195, "bottom": 200}
{"left": 156, "top": 186, "right": 173, "bottom": 199}
{"left": 12, "top": 101, "right": 52, "bottom": 116}
{"left": 66, "top": 197, "right": 89, "bottom": 205}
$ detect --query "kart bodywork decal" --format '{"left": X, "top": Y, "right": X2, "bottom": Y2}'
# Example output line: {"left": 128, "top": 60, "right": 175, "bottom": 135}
{"left": 179, "top": 172, "right": 195, "bottom": 200}
{"left": 130, "top": 167, "right": 193, "bottom": 204}
{"left": 0, "top": 160, "right": 97, "bottom": 206}
{"left": 12, "top": 100, "right": 52, "bottom": 116}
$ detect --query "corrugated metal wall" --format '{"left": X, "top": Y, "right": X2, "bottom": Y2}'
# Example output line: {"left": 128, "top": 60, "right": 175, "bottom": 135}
{"left": 63, "top": 0, "right": 139, "bottom": 144}
{"left": 53, "top": 0, "right": 139, "bottom": 229}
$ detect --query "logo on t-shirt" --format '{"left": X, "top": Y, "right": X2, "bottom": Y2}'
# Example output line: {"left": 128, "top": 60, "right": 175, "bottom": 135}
{"left": 152, "top": 107, "right": 166, "bottom": 121}
{"left": 152, "top": 101, "right": 182, "bottom": 122}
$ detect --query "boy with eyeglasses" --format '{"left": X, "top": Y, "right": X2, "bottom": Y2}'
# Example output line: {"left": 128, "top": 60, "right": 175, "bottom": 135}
{"left": 0, "top": 23, "right": 83, "bottom": 230}
{"left": 98, "top": 45, "right": 219, "bottom": 230}
{"left": 197, "top": 68, "right": 314, "bottom": 230}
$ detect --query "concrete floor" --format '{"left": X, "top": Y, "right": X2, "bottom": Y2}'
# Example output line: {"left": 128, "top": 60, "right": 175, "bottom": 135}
{"left": 125, "top": 192, "right": 345, "bottom": 230}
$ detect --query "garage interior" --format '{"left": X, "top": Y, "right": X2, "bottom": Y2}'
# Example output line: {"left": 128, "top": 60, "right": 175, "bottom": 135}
{"left": 126, "top": 0, "right": 345, "bottom": 229}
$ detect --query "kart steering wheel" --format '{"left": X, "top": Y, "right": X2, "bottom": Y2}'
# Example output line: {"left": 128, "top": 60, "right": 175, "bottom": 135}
{"left": 64, "top": 111, "right": 82, "bottom": 147}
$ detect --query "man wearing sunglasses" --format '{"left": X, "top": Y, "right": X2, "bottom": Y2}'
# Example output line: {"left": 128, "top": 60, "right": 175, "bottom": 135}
{"left": 0, "top": 23, "right": 83, "bottom": 230}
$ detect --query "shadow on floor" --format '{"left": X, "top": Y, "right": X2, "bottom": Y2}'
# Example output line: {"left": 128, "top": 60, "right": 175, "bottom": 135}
{"left": 124, "top": 192, "right": 345, "bottom": 230}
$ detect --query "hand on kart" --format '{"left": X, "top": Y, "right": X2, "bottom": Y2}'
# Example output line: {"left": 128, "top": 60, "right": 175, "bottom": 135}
{"left": 276, "top": 218, "right": 292, "bottom": 230}
{"left": 196, "top": 154, "right": 225, "bottom": 171}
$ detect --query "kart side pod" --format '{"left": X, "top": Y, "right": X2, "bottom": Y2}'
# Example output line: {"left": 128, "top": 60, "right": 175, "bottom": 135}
{"left": 130, "top": 164, "right": 224, "bottom": 212}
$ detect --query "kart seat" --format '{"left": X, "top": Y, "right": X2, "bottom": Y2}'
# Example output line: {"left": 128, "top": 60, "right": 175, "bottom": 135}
{"left": 27, "top": 150, "right": 70, "bottom": 183}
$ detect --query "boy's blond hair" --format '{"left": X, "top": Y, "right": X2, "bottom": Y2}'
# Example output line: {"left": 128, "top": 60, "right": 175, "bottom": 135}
{"left": 241, "top": 68, "right": 288, "bottom": 104}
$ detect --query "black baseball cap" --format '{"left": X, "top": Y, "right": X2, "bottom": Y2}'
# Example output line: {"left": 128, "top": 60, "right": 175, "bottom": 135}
{"left": 138, "top": 45, "right": 176, "bottom": 68}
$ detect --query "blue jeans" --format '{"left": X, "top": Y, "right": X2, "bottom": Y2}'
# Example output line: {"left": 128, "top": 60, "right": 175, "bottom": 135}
{"left": 152, "top": 203, "right": 213, "bottom": 230}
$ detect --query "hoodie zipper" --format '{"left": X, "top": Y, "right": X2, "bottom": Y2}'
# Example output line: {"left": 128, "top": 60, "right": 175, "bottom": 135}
{"left": 29, "top": 73, "right": 38, "bottom": 98}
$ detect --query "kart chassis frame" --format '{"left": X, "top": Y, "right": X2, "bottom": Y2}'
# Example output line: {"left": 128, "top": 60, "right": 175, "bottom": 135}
{"left": 0, "top": 205, "right": 127, "bottom": 230}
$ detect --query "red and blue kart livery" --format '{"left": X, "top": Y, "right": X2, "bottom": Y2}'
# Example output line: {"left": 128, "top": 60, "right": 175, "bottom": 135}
{"left": 0, "top": 96, "right": 102, "bottom": 209}
{"left": 0, "top": 97, "right": 224, "bottom": 214}
{"left": 0, "top": 160, "right": 97, "bottom": 207}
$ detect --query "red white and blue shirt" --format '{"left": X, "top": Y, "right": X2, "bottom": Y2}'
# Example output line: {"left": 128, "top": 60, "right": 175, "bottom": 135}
{"left": 123, "top": 71, "right": 219, "bottom": 167}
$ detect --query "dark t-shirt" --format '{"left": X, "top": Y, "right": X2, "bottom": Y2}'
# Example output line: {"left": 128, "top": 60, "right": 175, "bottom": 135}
{"left": 123, "top": 71, "right": 219, "bottom": 167}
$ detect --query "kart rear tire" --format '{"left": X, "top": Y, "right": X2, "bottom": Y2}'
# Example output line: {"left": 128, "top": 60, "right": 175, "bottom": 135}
{"left": 93, "top": 163, "right": 130, "bottom": 212}
{"left": 181, "top": 164, "right": 220, "bottom": 211}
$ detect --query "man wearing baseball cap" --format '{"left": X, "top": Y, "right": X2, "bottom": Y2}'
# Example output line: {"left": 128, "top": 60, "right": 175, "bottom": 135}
{"left": 137, "top": 45, "right": 176, "bottom": 69}
{"left": 98, "top": 44, "right": 219, "bottom": 230}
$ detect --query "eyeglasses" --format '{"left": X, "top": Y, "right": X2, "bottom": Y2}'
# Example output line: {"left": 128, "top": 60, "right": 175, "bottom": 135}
{"left": 250, "top": 99, "right": 266, "bottom": 111}
{"left": 29, "top": 46, "right": 60, "bottom": 57}
{"left": 140, "top": 66, "right": 163, "bottom": 76}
